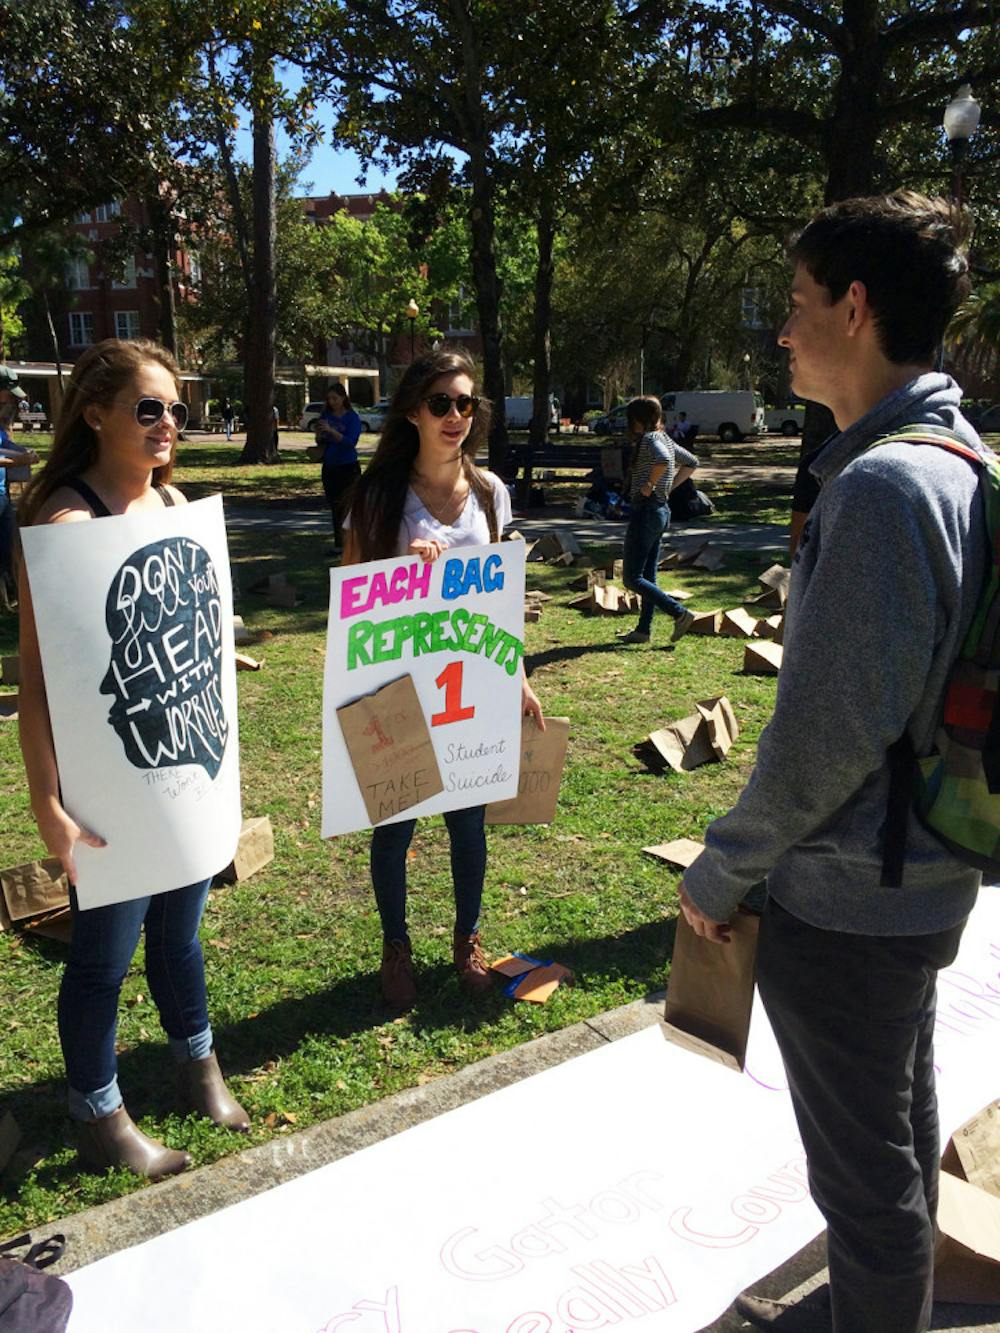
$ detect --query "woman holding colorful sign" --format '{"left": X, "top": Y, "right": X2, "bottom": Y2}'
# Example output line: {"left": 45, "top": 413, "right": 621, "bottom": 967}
{"left": 343, "top": 349, "right": 544, "bottom": 1009}
{"left": 17, "top": 338, "right": 249, "bottom": 1180}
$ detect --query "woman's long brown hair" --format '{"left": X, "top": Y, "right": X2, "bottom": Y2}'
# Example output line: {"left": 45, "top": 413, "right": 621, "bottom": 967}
{"left": 19, "top": 338, "right": 182, "bottom": 527}
{"left": 349, "top": 348, "right": 495, "bottom": 561}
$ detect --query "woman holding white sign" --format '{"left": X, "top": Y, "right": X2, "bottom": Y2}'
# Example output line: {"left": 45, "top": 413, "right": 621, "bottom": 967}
{"left": 17, "top": 339, "right": 249, "bottom": 1179}
{"left": 343, "top": 349, "right": 544, "bottom": 1009}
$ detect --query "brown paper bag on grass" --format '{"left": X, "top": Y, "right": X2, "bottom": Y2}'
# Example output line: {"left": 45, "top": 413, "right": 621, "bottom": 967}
{"left": 1, "top": 858, "right": 69, "bottom": 924}
{"left": 662, "top": 907, "right": 760, "bottom": 1071}
{"left": 690, "top": 610, "right": 723, "bottom": 635}
{"left": 642, "top": 838, "right": 704, "bottom": 869}
{"left": 744, "top": 641, "right": 783, "bottom": 675}
{"left": 338, "top": 674, "right": 444, "bottom": 824}
{"left": 696, "top": 695, "right": 739, "bottom": 759}
{"left": 936, "top": 1101, "right": 1000, "bottom": 1302}
{"left": 721, "top": 608, "right": 758, "bottom": 637}
{"left": 636, "top": 712, "right": 717, "bottom": 773}
{"left": 486, "top": 717, "right": 570, "bottom": 825}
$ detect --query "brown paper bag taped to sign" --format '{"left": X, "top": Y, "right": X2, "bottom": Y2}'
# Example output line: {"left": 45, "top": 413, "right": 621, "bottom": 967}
{"left": 338, "top": 674, "right": 444, "bottom": 825}
{"left": 0, "top": 858, "right": 69, "bottom": 924}
{"left": 486, "top": 717, "right": 570, "bottom": 825}
{"left": 662, "top": 907, "right": 760, "bottom": 1071}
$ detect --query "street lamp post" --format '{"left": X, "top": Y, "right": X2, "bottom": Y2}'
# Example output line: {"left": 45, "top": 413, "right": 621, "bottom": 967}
{"left": 742, "top": 351, "right": 752, "bottom": 389}
{"left": 405, "top": 299, "right": 419, "bottom": 361}
{"left": 943, "top": 84, "right": 981, "bottom": 209}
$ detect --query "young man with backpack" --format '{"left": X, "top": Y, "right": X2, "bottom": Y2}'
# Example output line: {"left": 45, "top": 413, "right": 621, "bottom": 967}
{"left": 679, "top": 192, "right": 987, "bottom": 1332}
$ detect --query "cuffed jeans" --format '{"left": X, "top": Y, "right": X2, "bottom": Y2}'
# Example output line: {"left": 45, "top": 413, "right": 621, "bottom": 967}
{"left": 622, "top": 499, "right": 687, "bottom": 635}
{"left": 370, "top": 805, "right": 487, "bottom": 942}
{"left": 59, "top": 879, "right": 213, "bottom": 1121}
{"left": 757, "top": 897, "right": 967, "bottom": 1333}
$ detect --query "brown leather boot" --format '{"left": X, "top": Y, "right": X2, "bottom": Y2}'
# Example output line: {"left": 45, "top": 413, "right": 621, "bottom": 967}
{"left": 178, "top": 1052, "right": 250, "bottom": 1131}
{"left": 453, "top": 929, "right": 492, "bottom": 995}
{"left": 380, "top": 938, "right": 416, "bottom": 1010}
{"left": 76, "top": 1106, "right": 191, "bottom": 1179}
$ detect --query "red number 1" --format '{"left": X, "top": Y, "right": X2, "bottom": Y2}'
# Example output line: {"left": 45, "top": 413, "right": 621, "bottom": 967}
{"left": 432, "top": 661, "right": 476, "bottom": 726}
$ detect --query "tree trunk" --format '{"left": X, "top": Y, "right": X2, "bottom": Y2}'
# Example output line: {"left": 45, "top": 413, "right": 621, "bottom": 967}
{"left": 529, "top": 196, "right": 556, "bottom": 447}
{"left": 467, "top": 151, "right": 508, "bottom": 472}
{"left": 239, "top": 95, "right": 278, "bottom": 465}
{"left": 42, "top": 290, "right": 65, "bottom": 393}
{"left": 800, "top": 0, "right": 883, "bottom": 458}
{"left": 148, "top": 192, "right": 177, "bottom": 356}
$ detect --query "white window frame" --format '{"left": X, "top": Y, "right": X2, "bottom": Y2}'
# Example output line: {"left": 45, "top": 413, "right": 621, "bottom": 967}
{"left": 68, "top": 312, "right": 95, "bottom": 346}
{"left": 66, "top": 256, "right": 91, "bottom": 291}
{"left": 94, "top": 202, "right": 122, "bottom": 223}
{"left": 114, "top": 310, "right": 141, "bottom": 340}
{"left": 445, "top": 285, "right": 475, "bottom": 335}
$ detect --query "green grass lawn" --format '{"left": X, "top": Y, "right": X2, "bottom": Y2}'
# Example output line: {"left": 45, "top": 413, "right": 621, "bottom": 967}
{"left": 0, "top": 431, "right": 988, "bottom": 1233}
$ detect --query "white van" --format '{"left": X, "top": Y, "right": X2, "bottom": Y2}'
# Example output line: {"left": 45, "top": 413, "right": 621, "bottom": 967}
{"left": 660, "top": 390, "right": 765, "bottom": 442}
{"left": 504, "top": 395, "right": 560, "bottom": 430}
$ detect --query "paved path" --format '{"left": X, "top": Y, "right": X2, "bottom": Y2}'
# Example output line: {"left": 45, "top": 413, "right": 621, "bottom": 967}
{"left": 225, "top": 501, "right": 789, "bottom": 556}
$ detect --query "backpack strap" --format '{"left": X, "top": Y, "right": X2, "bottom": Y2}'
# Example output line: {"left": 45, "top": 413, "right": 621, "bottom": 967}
{"left": 154, "top": 483, "right": 175, "bottom": 507}
{"left": 63, "top": 477, "right": 111, "bottom": 517}
{"left": 877, "top": 426, "right": 986, "bottom": 888}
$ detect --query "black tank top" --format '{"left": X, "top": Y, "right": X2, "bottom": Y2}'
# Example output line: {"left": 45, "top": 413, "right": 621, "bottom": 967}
{"left": 63, "top": 478, "right": 175, "bottom": 517}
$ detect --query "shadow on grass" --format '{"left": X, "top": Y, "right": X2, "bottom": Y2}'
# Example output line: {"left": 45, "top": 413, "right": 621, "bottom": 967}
{"left": 0, "top": 914, "right": 674, "bottom": 1196}
{"left": 526, "top": 640, "right": 673, "bottom": 673}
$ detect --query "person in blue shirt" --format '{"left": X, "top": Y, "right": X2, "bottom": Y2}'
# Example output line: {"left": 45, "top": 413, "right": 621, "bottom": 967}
{"left": 315, "top": 383, "right": 362, "bottom": 554}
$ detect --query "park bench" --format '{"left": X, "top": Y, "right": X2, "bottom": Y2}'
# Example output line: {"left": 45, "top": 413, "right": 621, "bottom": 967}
{"left": 506, "top": 440, "right": 627, "bottom": 504}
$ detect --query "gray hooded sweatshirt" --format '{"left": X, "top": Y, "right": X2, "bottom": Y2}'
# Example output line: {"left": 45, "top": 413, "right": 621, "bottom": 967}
{"left": 684, "top": 374, "right": 986, "bottom": 936}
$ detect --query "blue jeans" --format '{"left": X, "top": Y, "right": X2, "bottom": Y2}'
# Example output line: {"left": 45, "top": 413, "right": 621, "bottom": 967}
{"left": 622, "top": 499, "right": 687, "bottom": 635}
{"left": 0, "top": 492, "right": 15, "bottom": 595}
{"left": 370, "top": 805, "right": 487, "bottom": 941}
{"left": 58, "top": 879, "right": 213, "bottom": 1121}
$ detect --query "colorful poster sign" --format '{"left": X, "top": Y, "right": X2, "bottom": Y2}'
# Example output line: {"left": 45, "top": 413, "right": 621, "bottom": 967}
{"left": 20, "top": 495, "right": 242, "bottom": 908}
{"left": 322, "top": 541, "right": 526, "bottom": 836}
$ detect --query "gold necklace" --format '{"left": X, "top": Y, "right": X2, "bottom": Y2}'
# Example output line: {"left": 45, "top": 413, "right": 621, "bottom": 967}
{"left": 412, "top": 470, "right": 468, "bottom": 525}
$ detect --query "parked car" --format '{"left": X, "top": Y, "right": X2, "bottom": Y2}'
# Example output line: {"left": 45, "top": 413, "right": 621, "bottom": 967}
{"left": 765, "top": 403, "right": 807, "bottom": 435}
{"left": 299, "top": 398, "right": 390, "bottom": 433}
{"left": 971, "top": 403, "right": 1000, "bottom": 435}
{"left": 660, "top": 390, "right": 765, "bottom": 443}
{"left": 504, "top": 395, "right": 560, "bottom": 430}
{"left": 589, "top": 404, "right": 630, "bottom": 436}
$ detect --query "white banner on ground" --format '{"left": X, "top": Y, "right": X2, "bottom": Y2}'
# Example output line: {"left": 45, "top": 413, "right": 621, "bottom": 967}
{"left": 322, "top": 541, "right": 525, "bottom": 836}
{"left": 65, "top": 889, "right": 1000, "bottom": 1333}
{"left": 21, "top": 495, "right": 241, "bottom": 908}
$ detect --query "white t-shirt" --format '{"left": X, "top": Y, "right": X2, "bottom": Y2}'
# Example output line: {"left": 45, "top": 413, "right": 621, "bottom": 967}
{"left": 344, "top": 470, "right": 511, "bottom": 556}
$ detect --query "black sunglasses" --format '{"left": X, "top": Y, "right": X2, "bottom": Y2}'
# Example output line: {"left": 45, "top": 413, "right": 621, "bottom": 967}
{"left": 423, "top": 392, "right": 479, "bottom": 419}
{"left": 132, "top": 397, "right": 188, "bottom": 430}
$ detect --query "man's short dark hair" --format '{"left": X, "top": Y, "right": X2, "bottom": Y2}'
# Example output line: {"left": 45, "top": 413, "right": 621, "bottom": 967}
{"left": 790, "top": 192, "right": 970, "bottom": 364}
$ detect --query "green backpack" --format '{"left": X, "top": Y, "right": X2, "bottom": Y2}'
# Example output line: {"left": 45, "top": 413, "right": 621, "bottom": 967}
{"left": 880, "top": 424, "right": 1000, "bottom": 885}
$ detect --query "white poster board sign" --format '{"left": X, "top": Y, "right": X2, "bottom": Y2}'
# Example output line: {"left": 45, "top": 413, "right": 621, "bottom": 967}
{"left": 21, "top": 494, "right": 242, "bottom": 908}
{"left": 323, "top": 541, "right": 525, "bottom": 836}
{"left": 63, "top": 890, "right": 1000, "bottom": 1332}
